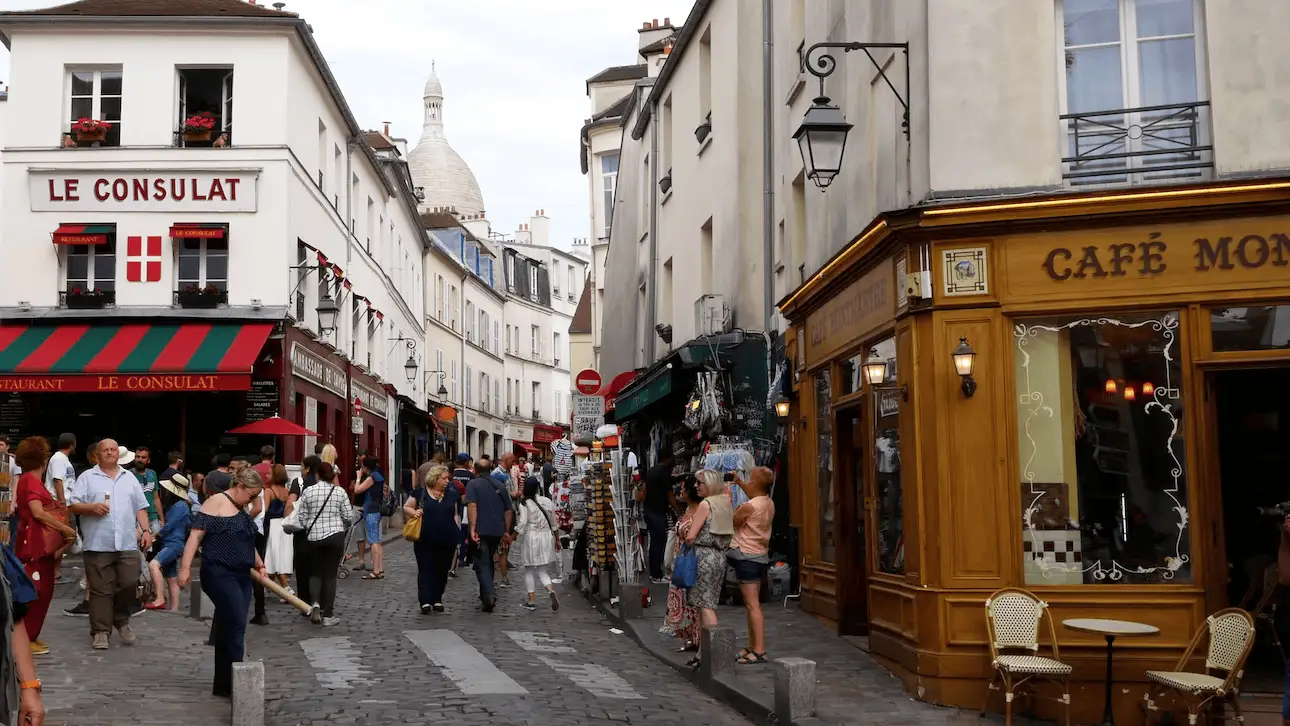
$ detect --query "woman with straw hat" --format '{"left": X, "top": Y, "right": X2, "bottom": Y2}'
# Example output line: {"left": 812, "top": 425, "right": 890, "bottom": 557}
{"left": 145, "top": 474, "right": 192, "bottom": 611}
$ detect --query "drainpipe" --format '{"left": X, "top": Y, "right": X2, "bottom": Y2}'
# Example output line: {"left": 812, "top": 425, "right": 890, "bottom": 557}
{"left": 762, "top": 0, "right": 775, "bottom": 335}
{"left": 344, "top": 137, "right": 358, "bottom": 473}
{"left": 645, "top": 94, "right": 661, "bottom": 363}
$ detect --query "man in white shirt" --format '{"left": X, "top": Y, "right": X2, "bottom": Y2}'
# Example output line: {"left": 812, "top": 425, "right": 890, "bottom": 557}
{"left": 45, "top": 433, "right": 76, "bottom": 501}
{"left": 68, "top": 439, "right": 152, "bottom": 651}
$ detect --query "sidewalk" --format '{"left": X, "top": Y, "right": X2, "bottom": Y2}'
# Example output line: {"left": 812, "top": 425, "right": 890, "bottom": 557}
{"left": 592, "top": 582, "right": 1039, "bottom": 726}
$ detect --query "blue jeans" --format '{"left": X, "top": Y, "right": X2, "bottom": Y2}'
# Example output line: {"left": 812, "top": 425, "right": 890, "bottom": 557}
{"left": 473, "top": 536, "right": 500, "bottom": 603}
{"left": 201, "top": 563, "right": 251, "bottom": 697}
{"left": 644, "top": 508, "right": 669, "bottom": 580}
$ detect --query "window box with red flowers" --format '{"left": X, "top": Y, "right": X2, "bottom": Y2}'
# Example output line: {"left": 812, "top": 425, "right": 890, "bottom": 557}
{"left": 70, "top": 118, "right": 112, "bottom": 145}
{"left": 181, "top": 112, "right": 217, "bottom": 143}
{"left": 61, "top": 287, "right": 115, "bottom": 309}
{"left": 174, "top": 285, "right": 227, "bottom": 309}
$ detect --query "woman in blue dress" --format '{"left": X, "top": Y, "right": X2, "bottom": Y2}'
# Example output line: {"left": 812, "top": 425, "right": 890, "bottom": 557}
{"left": 179, "top": 468, "right": 265, "bottom": 698}
{"left": 145, "top": 473, "right": 192, "bottom": 611}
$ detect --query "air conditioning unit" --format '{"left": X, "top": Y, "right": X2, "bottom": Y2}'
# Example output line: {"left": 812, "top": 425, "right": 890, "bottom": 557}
{"left": 694, "top": 294, "right": 732, "bottom": 336}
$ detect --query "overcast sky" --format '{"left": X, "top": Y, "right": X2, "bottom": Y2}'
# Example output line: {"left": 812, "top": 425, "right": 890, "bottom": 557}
{"left": 0, "top": 0, "right": 695, "bottom": 250}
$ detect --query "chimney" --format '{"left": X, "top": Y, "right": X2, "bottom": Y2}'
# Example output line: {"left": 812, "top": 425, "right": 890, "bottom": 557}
{"left": 652, "top": 18, "right": 659, "bottom": 27}
{"left": 642, "top": 21, "right": 650, "bottom": 30}
{"left": 381, "top": 121, "right": 390, "bottom": 137}
{"left": 530, "top": 209, "right": 550, "bottom": 247}
{"left": 663, "top": 17, "right": 670, "bottom": 26}
{"left": 639, "top": 18, "right": 674, "bottom": 53}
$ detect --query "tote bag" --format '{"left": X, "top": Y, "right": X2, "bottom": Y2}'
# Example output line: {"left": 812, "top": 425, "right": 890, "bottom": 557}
{"left": 671, "top": 544, "right": 698, "bottom": 589}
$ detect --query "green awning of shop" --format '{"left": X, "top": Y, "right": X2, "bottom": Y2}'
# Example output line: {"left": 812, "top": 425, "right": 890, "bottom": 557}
{"left": 613, "top": 368, "right": 672, "bottom": 420}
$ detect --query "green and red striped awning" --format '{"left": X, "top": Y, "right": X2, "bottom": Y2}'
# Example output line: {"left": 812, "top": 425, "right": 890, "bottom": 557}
{"left": 52, "top": 224, "right": 112, "bottom": 245}
{"left": 0, "top": 323, "right": 272, "bottom": 393}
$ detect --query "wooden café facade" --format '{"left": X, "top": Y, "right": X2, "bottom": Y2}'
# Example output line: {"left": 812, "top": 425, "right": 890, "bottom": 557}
{"left": 778, "top": 178, "right": 1290, "bottom": 721}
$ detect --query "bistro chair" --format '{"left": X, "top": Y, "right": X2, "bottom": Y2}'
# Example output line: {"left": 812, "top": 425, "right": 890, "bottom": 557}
{"left": 1142, "top": 608, "right": 1255, "bottom": 726}
{"left": 982, "top": 587, "right": 1072, "bottom": 726}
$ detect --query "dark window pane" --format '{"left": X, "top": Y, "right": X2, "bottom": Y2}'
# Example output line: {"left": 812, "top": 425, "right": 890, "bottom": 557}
{"left": 207, "top": 238, "right": 229, "bottom": 253}
{"left": 70, "top": 72, "right": 94, "bottom": 96}
{"left": 70, "top": 98, "right": 92, "bottom": 120}
{"left": 100, "top": 97, "right": 122, "bottom": 122}
{"left": 99, "top": 71, "right": 122, "bottom": 96}
{"left": 815, "top": 371, "right": 834, "bottom": 563}
{"left": 67, "top": 254, "right": 88, "bottom": 281}
{"left": 180, "top": 239, "right": 202, "bottom": 254}
{"left": 1014, "top": 312, "right": 1190, "bottom": 586}
{"left": 95, "top": 280, "right": 115, "bottom": 292}
{"left": 178, "top": 256, "right": 200, "bottom": 281}
{"left": 93, "top": 253, "right": 115, "bottom": 281}
{"left": 874, "top": 389, "right": 903, "bottom": 574}
{"left": 1212, "top": 306, "right": 1290, "bottom": 351}
{"left": 205, "top": 255, "right": 227, "bottom": 282}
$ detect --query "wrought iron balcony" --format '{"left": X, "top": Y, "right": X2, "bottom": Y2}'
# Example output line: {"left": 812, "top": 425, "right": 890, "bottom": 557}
{"left": 60, "top": 289, "right": 115, "bottom": 309}
{"left": 1061, "top": 101, "right": 1212, "bottom": 185}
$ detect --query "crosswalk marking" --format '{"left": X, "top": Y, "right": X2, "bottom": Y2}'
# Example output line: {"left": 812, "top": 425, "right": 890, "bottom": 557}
{"left": 404, "top": 630, "right": 529, "bottom": 696}
{"left": 504, "top": 631, "right": 576, "bottom": 653}
{"left": 536, "top": 655, "right": 646, "bottom": 700}
{"left": 299, "top": 636, "right": 377, "bottom": 690}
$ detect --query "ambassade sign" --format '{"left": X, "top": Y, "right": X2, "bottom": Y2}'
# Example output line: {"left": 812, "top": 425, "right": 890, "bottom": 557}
{"left": 30, "top": 168, "right": 259, "bottom": 213}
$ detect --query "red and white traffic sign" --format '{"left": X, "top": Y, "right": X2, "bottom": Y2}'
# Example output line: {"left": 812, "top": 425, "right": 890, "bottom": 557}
{"left": 574, "top": 369, "right": 603, "bottom": 395}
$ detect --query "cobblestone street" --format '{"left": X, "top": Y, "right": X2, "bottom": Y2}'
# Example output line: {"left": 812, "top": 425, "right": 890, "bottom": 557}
{"left": 35, "top": 542, "right": 751, "bottom": 726}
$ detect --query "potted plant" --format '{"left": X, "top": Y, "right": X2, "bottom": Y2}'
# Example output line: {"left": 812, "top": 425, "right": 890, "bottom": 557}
{"left": 182, "top": 112, "right": 217, "bottom": 143}
{"left": 695, "top": 112, "right": 712, "bottom": 144}
{"left": 65, "top": 287, "right": 107, "bottom": 309}
{"left": 176, "top": 284, "right": 223, "bottom": 309}
{"left": 71, "top": 118, "right": 112, "bottom": 145}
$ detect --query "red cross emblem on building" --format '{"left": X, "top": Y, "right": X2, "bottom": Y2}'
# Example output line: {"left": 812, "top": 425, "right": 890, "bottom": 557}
{"left": 126, "top": 235, "right": 162, "bottom": 283}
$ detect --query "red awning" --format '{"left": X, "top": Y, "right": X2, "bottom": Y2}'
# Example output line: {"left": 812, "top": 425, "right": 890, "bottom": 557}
{"left": 600, "top": 370, "right": 639, "bottom": 411}
{"left": 52, "top": 223, "right": 111, "bottom": 245}
{"left": 170, "top": 224, "right": 225, "bottom": 239}
{"left": 514, "top": 442, "right": 539, "bottom": 454}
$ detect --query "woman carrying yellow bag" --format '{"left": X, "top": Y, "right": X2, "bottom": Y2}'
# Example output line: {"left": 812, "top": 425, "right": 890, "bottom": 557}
{"left": 402, "top": 465, "right": 459, "bottom": 614}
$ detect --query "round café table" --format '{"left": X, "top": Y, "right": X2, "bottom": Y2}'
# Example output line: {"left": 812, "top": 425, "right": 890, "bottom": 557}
{"left": 1063, "top": 618, "right": 1160, "bottom": 726}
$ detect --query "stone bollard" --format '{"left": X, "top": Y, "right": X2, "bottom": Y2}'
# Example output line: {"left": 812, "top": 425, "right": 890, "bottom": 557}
{"left": 698, "top": 625, "right": 735, "bottom": 681}
{"left": 231, "top": 660, "right": 265, "bottom": 726}
{"left": 773, "top": 657, "right": 817, "bottom": 724}
{"left": 188, "top": 584, "right": 214, "bottom": 620}
{"left": 619, "top": 584, "right": 644, "bottom": 619}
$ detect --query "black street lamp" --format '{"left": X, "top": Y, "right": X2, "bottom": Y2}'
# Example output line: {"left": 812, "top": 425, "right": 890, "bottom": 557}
{"left": 794, "top": 41, "right": 910, "bottom": 190}
{"left": 316, "top": 292, "right": 340, "bottom": 335}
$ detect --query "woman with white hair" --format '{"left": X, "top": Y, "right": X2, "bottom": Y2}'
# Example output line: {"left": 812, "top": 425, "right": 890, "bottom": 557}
{"left": 682, "top": 468, "right": 733, "bottom": 668}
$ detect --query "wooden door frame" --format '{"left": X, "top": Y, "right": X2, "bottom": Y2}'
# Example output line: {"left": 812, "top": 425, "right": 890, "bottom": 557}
{"left": 834, "top": 396, "right": 870, "bottom": 635}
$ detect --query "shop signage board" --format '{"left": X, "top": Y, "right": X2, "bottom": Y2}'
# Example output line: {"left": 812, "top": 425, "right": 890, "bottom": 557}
{"left": 0, "top": 374, "right": 250, "bottom": 392}
{"left": 30, "top": 169, "right": 259, "bottom": 213}
{"left": 290, "top": 343, "right": 346, "bottom": 398}
{"left": 351, "top": 416, "right": 364, "bottom": 435}
{"left": 505, "top": 424, "right": 533, "bottom": 442}
{"left": 573, "top": 394, "right": 604, "bottom": 417}
{"left": 572, "top": 415, "right": 601, "bottom": 441}
{"left": 351, "top": 381, "right": 388, "bottom": 419}
{"left": 805, "top": 257, "right": 895, "bottom": 369}
{"left": 533, "top": 424, "right": 562, "bottom": 444}
{"left": 245, "top": 380, "right": 279, "bottom": 422}
{"left": 574, "top": 369, "right": 602, "bottom": 395}
{"left": 1002, "top": 215, "right": 1290, "bottom": 304}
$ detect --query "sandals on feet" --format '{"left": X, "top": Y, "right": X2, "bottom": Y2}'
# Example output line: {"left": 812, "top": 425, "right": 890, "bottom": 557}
{"left": 362, "top": 571, "right": 384, "bottom": 580}
{"left": 736, "top": 651, "right": 769, "bottom": 664}
{"left": 676, "top": 640, "right": 699, "bottom": 653}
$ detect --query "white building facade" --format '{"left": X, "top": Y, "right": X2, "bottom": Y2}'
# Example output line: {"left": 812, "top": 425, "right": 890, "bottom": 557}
{"left": 0, "top": 0, "right": 427, "bottom": 473}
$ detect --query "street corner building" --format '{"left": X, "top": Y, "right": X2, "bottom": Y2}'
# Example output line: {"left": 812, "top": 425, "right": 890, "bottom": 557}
{"left": 0, "top": 0, "right": 432, "bottom": 476}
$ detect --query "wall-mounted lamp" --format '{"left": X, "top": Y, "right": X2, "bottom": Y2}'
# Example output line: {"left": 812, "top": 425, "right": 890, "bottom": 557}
{"left": 863, "top": 348, "right": 888, "bottom": 386}
{"left": 655, "top": 323, "right": 673, "bottom": 345}
{"left": 774, "top": 395, "right": 791, "bottom": 420}
{"left": 316, "top": 292, "right": 340, "bottom": 335}
{"left": 1104, "top": 378, "right": 1118, "bottom": 394}
{"left": 1141, "top": 381, "right": 1154, "bottom": 397}
{"left": 952, "top": 337, "right": 977, "bottom": 398}
{"left": 1123, "top": 385, "right": 1137, "bottom": 402}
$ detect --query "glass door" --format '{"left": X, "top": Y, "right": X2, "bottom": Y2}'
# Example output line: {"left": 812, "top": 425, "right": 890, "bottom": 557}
{"left": 835, "top": 402, "right": 869, "bottom": 635}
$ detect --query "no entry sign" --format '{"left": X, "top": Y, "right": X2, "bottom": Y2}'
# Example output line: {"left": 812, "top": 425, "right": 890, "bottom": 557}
{"left": 574, "top": 369, "right": 603, "bottom": 396}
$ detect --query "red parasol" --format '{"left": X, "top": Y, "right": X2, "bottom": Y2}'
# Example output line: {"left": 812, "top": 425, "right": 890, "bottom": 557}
{"left": 226, "top": 417, "right": 318, "bottom": 436}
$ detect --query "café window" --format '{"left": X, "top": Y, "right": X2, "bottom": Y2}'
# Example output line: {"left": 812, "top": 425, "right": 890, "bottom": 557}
{"left": 869, "top": 337, "right": 903, "bottom": 575}
{"left": 68, "top": 68, "right": 122, "bottom": 147}
{"left": 176, "top": 229, "right": 229, "bottom": 292}
{"left": 1211, "top": 306, "right": 1290, "bottom": 352}
{"left": 815, "top": 370, "right": 835, "bottom": 563}
{"left": 65, "top": 238, "right": 117, "bottom": 292}
{"left": 1013, "top": 312, "right": 1190, "bottom": 585}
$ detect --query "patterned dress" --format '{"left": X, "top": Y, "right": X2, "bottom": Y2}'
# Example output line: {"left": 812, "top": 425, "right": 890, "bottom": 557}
{"left": 689, "top": 514, "right": 731, "bottom": 611}
{"left": 659, "top": 510, "right": 699, "bottom": 643}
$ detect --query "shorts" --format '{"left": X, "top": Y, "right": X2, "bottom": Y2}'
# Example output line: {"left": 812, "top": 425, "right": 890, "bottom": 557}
{"left": 149, "top": 519, "right": 162, "bottom": 536}
{"left": 364, "top": 512, "right": 382, "bottom": 544}
{"left": 728, "top": 556, "right": 768, "bottom": 584}
{"left": 153, "top": 544, "right": 183, "bottom": 579}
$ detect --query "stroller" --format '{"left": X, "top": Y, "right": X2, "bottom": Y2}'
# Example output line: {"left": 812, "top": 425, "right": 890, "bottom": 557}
{"left": 335, "top": 509, "right": 367, "bottom": 580}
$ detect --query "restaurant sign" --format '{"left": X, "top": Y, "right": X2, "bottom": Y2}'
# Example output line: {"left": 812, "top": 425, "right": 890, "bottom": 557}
{"left": 0, "top": 374, "right": 249, "bottom": 392}
{"left": 290, "top": 343, "right": 346, "bottom": 398}
{"left": 352, "top": 381, "right": 388, "bottom": 419}
{"left": 804, "top": 257, "right": 895, "bottom": 368}
{"left": 30, "top": 169, "right": 259, "bottom": 213}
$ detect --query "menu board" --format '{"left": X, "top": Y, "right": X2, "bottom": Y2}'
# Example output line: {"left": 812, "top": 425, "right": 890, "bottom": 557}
{"left": 0, "top": 394, "right": 28, "bottom": 439}
{"left": 246, "top": 380, "right": 279, "bottom": 423}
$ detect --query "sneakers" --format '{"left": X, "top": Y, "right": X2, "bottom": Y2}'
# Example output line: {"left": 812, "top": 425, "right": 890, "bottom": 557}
{"left": 432, "top": 603, "right": 445, "bottom": 613}
{"left": 498, "top": 578, "right": 511, "bottom": 589}
{"left": 448, "top": 570, "right": 457, "bottom": 579}
{"left": 29, "top": 641, "right": 49, "bottom": 656}
{"left": 117, "top": 625, "right": 136, "bottom": 646}
{"left": 520, "top": 601, "right": 537, "bottom": 611}
{"left": 549, "top": 591, "right": 560, "bottom": 611}
{"left": 64, "top": 601, "right": 90, "bottom": 617}
{"left": 420, "top": 604, "right": 432, "bottom": 615}
{"left": 322, "top": 616, "right": 340, "bottom": 627}
{"left": 309, "top": 604, "right": 323, "bottom": 625}
{"left": 650, "top": 576, "right": 669, "bottom": 585}
{"left": 91, "top": 633, "right": 109, "bottom": 650}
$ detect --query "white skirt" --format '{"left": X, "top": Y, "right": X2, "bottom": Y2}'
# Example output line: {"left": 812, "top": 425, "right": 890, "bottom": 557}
{"left": 519, "top": 528, "right": 556, "bottom": 568}
{"left": 264, "top": 519, "right": 295, "bottom": 575}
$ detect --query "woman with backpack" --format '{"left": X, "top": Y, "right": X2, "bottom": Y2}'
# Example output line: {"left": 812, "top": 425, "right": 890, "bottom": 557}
{"left": 515, "top": 476, "right": 559, "bottom": 612}
{"left": 354, "top": 456, "right": 387, "bottom": 580}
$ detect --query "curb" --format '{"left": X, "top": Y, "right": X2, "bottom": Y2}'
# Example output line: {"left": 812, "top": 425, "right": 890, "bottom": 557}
{"left": 581, "top": 587, "right": 818, "bottom": 726}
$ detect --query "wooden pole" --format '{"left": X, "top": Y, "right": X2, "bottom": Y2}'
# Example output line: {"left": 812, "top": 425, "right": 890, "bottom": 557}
{"left": 250, "top": 569, "right": 317, "bottom": 619}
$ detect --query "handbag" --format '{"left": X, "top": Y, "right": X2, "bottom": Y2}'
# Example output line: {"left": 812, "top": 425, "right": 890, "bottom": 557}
{"left": 663, "top": 530, "right": 678, "bottom": 572}
{"left": 283, "top": 486, "right": 334, "bottom": 536}
{"left": 671, "top": 544, "right": 698, "bottom": 589}
{"left": 280, "top": 484, "right": 304, "bottom": 533}
{"left": 403, "top": 490, "right": 423, "bottom": 542}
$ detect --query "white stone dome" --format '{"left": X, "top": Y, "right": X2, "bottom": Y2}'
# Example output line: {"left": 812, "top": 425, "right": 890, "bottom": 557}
{"left": 408, "top": 65, "right": 486, "bottom": 219}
